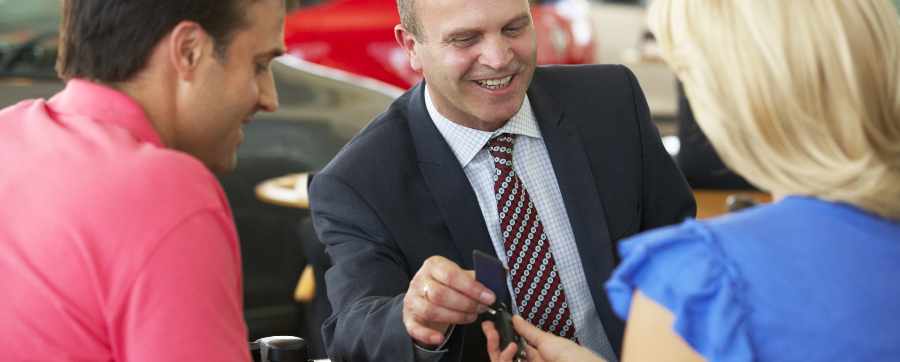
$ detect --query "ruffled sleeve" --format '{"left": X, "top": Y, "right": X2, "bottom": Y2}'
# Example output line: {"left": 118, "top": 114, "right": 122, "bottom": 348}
{"left": 605, "top": 220, "right": 754, "bottom": 361}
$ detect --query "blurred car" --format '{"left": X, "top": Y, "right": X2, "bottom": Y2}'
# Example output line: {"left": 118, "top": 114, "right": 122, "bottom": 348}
{"left": 0, "top": 0, "right": 399, "bottom": 342}
{"left": 284, "top": 0, "right": 596, "bottom": 89}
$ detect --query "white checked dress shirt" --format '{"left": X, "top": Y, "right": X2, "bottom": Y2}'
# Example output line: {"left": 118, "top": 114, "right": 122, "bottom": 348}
{"left": 423, "top": 87, "right": 617, "bottom": 362}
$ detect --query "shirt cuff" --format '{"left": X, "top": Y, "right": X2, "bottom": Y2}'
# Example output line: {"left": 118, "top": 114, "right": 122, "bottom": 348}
{"left": 413, "top": 325, "right": 455, "bottom": 362}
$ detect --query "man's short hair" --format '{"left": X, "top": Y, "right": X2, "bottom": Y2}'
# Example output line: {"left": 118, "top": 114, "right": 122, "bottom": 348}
{"left": 396, "top": 0, "right": 422, "bottom": 40}
{"left": 57, "top": 0, "right": 251, "bottom": 83}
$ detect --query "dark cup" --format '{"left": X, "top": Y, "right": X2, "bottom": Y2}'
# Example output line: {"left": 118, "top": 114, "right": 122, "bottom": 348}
{"left": 251, "top": 336, "right": 309, "bottom": 362}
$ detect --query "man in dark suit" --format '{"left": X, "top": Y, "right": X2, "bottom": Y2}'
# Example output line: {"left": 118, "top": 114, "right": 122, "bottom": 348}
{"left": 308, "top": 0, "right": 695, "bottom": 361}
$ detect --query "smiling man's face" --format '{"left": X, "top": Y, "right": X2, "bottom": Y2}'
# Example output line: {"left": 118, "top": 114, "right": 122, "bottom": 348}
{"left": 405, "top": 0, "right": 537, "bottom": 131}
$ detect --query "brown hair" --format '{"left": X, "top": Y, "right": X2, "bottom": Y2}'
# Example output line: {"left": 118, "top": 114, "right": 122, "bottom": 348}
{"left": 57, "top": 0, "right": 252, "bottom": 82}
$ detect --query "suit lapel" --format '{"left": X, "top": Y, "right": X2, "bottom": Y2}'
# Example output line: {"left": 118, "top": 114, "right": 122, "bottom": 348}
{"left": 406, "top": 77, "right": 617, "bottom": 311}
{"left": 406, "top": 84, "right": 495, "bottom": 269}
{"left": 528, "top": 79, "right": 617, "bottom": 309}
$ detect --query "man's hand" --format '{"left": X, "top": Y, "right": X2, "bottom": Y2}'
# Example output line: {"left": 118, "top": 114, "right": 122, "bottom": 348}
{"left": 403, "top": 255, "right": 496, "bottom": 347}
{"left": 482, "top": 316, "right": 605, "bottom": 362}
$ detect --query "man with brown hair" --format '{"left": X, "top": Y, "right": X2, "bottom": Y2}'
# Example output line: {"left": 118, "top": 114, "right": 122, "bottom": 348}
{"left": 0, "top": 0, "right": 285, "bottom": 360}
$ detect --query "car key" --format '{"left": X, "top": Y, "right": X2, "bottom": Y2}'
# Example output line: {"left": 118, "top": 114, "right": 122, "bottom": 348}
{"left": 474, "top": 250, "right": 526, "bottom": 361}
{"left": 486, "top": 303, "right": 527, "bottom": 361}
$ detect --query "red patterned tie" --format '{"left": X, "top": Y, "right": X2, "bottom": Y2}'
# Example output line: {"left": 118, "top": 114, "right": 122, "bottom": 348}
{"left": 488, "top": 134, "right": 576, "bottom": 340}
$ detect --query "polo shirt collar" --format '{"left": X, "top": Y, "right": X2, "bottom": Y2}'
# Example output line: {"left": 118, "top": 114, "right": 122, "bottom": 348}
{"left": 49, "top": 79, "right": 164, "bottom": 147}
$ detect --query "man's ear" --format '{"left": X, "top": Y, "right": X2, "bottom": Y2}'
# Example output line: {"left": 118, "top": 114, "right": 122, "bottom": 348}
{"left": 168, "top": 21, "right": 209, "bottom": 80}
{"left": 394, "top": 24, "right": 422, "bottom": 72}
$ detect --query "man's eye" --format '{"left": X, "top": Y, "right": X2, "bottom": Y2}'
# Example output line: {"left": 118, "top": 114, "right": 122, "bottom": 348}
{"left": 451, "top": 36, "right": 477, "bottom": 47}
{"left": 255, "top": 62, "right": 268, "bottom": 74}
{"left": 504, "top": 25, "right": 525, "bottom": 36}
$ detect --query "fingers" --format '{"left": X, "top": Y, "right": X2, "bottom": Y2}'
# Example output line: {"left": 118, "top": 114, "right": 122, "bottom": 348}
{"left": 524, "top": 343, "right": 543, "bottom": 362}
{"left": 403, "top": 256, "right": 497, "bottom": 347}
{"left": 483, "top": 321, "right": 501, "bottom": 358}
{"left": 512, "top": 316, "right": 598, "bottom": 362}
{"left": 465, "top": 270, "right": 492, "bottom": 313}
{"left": 484, "top": 321, "right": 520, "bottom": 362}
{"left": 403, "top": 289, "right": 457, "bottom": 346}
{"left": 419, "top": 277, "right": 485, "bottom": 314}
{"left": 499, "top": 343, "right": 519, "bottom": 361}
{"left": 512, "top": 315, "right": 550, "bottom": 348}
{"left": 407, "top": 291, "right": 479, "bottom": 324}
{"left": 427, "top": 257, "right": 496, "bottom": 306}
{"left": 483, "top": 321, "right": 498, "bottom": 345}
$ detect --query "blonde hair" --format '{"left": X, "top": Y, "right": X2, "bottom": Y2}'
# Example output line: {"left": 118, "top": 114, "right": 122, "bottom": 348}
{"left": 649, "top": 0, "right": 900, "bottom": 220}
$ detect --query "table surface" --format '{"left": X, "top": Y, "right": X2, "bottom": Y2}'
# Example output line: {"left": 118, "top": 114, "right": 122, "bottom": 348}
{"left": 255, "top": 173, "right": 310, "bottom": 209}
{"left": 254, "top": 173, "right": 772, "bottom": 219}
{"left": 693, "top": 190, "right": 772, "bottom": 219}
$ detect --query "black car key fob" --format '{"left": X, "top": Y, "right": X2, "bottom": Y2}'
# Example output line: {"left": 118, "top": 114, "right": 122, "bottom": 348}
{"left": 474, "top": 250, "right": 527, "bottom": 361}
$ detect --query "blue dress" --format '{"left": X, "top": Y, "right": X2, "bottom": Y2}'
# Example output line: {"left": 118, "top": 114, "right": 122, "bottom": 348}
{"left": 606, "top": 196, "right": 900, "bottom": 361}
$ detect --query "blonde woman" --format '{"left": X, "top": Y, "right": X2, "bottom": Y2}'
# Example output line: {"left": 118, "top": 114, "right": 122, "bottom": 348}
{"left": 483, "top": 0, "right": 900, "bottom": 361}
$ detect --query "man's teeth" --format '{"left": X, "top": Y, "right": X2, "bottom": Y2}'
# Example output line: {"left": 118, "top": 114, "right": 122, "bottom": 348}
{"left": 475, "top": 75, "right": 513, "bottom": 90}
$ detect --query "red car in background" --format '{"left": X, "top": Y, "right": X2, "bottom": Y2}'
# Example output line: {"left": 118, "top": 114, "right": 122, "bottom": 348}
{"left": 284, "top": 0, "right": 596, "bottom": 89}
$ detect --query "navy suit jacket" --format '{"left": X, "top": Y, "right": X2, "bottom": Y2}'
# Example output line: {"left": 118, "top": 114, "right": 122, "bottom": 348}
{"left": 309, "top": 65, "right": 696, "bottom": 362}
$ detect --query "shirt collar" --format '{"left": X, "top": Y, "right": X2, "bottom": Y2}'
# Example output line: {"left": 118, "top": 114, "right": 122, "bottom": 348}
{"left": 48, "top": 79, "right": 164, "bottom": 147}
{"left": 425, "top": 85, "right": 542, "bottom": 167}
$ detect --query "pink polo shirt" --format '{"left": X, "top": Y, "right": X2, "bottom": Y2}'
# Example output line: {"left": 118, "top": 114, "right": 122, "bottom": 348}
{"left": 0, "top": 80, "right": 250, "bottom": 361}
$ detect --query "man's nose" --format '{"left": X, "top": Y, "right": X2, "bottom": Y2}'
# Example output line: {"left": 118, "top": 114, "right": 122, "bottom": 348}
{"left": 258, "top": 71, "right": 279, "bottom": 113}
{"left": 478, "top": 37, "right": 514, "bottom": 70}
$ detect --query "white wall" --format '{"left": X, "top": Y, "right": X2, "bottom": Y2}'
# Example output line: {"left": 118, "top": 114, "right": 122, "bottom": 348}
{"left": 589, "top": 3, "right": 678, "bottom": 119}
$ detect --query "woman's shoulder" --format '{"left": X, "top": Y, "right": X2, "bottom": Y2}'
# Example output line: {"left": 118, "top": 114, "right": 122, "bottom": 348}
{"left": 605, "top": 217, "right": 757, "bottom": 360}
{"left": 606, "top": 197, "right": 833, "bottom": 299}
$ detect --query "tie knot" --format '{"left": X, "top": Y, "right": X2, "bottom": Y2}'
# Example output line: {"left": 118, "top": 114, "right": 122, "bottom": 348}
{"left": 487, "top": 133, "right": 516, "bottom": 160}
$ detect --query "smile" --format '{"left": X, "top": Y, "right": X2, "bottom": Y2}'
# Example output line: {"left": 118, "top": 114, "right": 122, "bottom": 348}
{"left": 474, "top": 75, "right": 513, "bottom": 90}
